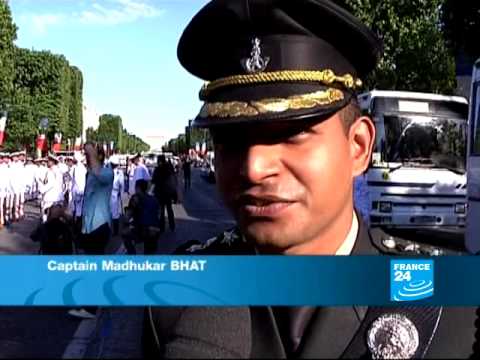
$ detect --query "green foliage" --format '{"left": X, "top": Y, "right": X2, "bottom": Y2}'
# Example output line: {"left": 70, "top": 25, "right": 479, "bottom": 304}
{"left": 68, "top": 66, "right": 83, "bottom": 140}
{"left": 0, "top": 0, "right": 17, "bottom": 108}
{"left": 5, "top": 48, "right": 80, "bottom": 149}
{"left": 441, "top": 0, "right": 480, "bottom": 60}
{"left": 165, "top": 125, "right": 212, "bottom": 155}
{"left": 86, "top": 127, "right": 97, "bottom": 143}
{"left": 121, "top": 131, "right": 149, "bottom": 153}
{"left": 336, "top": 0, "right": 457, "bottom": 94}
{"left": 95, "top": 114, "right": 149, "bottom": 153}
{"left": 97, "top": 114, "right": 123, "bottom": 148}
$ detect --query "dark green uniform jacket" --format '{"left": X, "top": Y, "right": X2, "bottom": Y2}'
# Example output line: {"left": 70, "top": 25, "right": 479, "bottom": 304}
{"left": 143, "top": 217, "right": 479, "bottom": 358}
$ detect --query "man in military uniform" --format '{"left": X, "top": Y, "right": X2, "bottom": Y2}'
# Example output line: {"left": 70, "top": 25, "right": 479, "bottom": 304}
{"left": 109, "top": 155, "right": 125, "bottom": 236}
{"left": 38, "top": 154, "right": 64, "bottom": 223}
{"left": 143, "top": 0, "right": 478, "bottom": 358}
{"left": 9, "top": 151, "right": 25, "bottom": 222}
{"left": 0, "top": 153, "right": 8, "bottom": 229}
{"left": 3, "top": 153, "right": 14, "bottom": 225}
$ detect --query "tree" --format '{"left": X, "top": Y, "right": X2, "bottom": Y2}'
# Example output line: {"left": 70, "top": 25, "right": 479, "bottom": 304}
{"left": 68, "top": 66, "right": 83, "bottom": 140}
{"left": 97, "top": 114, "right": 123, "bottom": 149}
{"left": 86, "top": 127, "right": 98, "bottom": 143}
{"left": 335, "top": 0, "right": 456, "bottom": 94}
{"left": 0, "top": 0, "right": 17, "bottom": 109}
{"left": 441, "top": 0, "right": 480, "bottom": 61}
{"left": 0, "top": 2, "right": 84, "bottom": 150}
{"left": 8, "top": 48, "right": 82, "bottom": 149}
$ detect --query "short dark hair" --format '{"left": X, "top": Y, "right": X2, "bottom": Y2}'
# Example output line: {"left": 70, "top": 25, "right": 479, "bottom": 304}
{"left": 135, "top": 179, "right": 148, "bottom": 193}
{"left": 97, "top": 147, "right": 106, "bottom": 162}
{"left": 339, "top": 99, "right": 362, "bottom": 134}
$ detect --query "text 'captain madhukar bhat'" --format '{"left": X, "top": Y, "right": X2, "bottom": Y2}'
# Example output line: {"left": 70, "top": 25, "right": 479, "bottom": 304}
{"left": 144, "top": 0, "right": 478, "bottom": 359}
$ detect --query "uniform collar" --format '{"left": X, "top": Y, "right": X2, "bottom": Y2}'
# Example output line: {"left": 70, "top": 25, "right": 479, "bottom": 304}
{"left": 335, "top": 211, "right": 359, "bottom": 255}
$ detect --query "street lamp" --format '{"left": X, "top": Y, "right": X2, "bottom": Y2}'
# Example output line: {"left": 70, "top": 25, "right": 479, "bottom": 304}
{"left": 39, "top": 117, "right": 49, "bottom": 131}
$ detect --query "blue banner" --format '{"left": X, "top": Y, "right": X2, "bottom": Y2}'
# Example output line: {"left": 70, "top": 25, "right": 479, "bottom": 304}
{"left": 0, "top": 255, "right": 477, "bottom": 306}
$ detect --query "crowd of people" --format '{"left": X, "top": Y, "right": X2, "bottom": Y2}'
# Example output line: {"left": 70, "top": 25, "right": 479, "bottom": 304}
{"left": 0, "top": 151, "right": 84, "bottom": 228}
{"left": 1, "top": 145, "right": 194, "bottom": 319}
{"left": 0, "top": 148, "right": 193, "bottom": 228}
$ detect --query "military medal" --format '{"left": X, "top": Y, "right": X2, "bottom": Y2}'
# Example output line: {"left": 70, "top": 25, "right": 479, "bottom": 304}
{"left": 367, "top": 314, "right": 419, "bottom": 359}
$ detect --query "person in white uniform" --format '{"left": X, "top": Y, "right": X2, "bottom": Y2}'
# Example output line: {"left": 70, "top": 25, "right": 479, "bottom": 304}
{"left": 57, "top": 157, "right": 69, "bottom": 175}
{"left": 70, "top": 153, "right": 87, "bottom": 231}
{"left": 38, "top": 155, "right": 64, "bottom": 223}
{"left": 62, "top": 157, "right": 74, "bottom": 212}
{"left": 9, "top": 152, "right": 26, "bottom": 222}
{"left": 0, "top": 153, "right": 9, "bottom": 228}
{"left": 34, "top": 158, "right": 48, "bottom": 209}
{"left": 132, "top": 154, "right": 151, "bottom": 188}
{"left": 3, "top": 153, "right": 14, "bottom": 224}
{"left": 109, "top": 155, "right": 125, "bottom": 236}
{"left": 17, "top": 152, "right": 28, "bottom": 219}
{"left": 24, "top": 157, "right": 37, "bottom": 202}
{"left": 127, "top": 158, "right": 136, "bottom": 196}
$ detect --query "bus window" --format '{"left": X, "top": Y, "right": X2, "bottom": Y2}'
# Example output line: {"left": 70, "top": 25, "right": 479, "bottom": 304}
{"left": 377, "top": 114, "right": 466, "bottom": 173}
{"left": 473, "top": 82, "right": 480, "bottom": 155}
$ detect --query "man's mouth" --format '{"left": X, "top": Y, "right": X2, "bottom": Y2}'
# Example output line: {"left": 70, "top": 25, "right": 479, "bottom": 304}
{"left": 236, "top": 195, "right": 296, "bottom": 217}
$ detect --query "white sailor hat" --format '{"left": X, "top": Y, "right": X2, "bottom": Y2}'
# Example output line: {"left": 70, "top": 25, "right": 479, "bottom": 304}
{"left": 47, "top": 153, "right": 59, "bottom": 163}
{"left": 73, "top": 152, "right": 84, "bottom": 162}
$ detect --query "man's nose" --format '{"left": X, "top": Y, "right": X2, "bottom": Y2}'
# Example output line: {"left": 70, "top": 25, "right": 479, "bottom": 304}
{"left": 239, "top": 144, "right": 280, "bottom": 184}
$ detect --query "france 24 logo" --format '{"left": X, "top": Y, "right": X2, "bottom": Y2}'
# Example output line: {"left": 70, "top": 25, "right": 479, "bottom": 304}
{"left": 390, "top": 259, "right": 434, "bottom": 302}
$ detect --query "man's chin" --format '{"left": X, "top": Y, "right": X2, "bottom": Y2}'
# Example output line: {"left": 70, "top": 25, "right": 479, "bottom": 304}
{"left": 241, "top": 221, "right": 302, "bottom": 250}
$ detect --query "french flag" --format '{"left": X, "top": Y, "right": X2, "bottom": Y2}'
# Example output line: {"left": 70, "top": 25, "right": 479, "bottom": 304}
{"left": 0, "top": 111, "right": 6, "bottom": 146}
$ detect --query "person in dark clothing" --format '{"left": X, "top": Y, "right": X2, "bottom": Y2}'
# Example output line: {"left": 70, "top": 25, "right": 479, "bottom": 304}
{"left": 30, "top": 204, "right": 74, "bottom": 255}
{"left": 151, "top": 155, "right": 176, "bottom": 232}
{"left": 182, "top": 156, "right": 192, "bottom": 191}
{"left": 122, "top": 179, "right": 161, "bottom": 255}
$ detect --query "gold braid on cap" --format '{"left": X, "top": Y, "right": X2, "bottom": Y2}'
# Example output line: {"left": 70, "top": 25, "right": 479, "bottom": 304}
{"left": 199, "top": 69, "right": 362, "bottom": 100}
{"left": 199, "top": 88, "right": 345, "bottom": 118}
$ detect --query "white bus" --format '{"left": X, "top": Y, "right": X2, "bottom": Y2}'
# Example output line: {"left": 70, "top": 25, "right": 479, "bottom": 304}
{"left": 359, "top": 90, "right": 469, "bottom": 229}
{"left": 466, "top": 59, "right": 480, "bottom": 253}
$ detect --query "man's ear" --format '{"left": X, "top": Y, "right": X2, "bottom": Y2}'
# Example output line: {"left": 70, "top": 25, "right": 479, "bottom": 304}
{"left": 349, "top": 116, "right": 376, "bottom": 177}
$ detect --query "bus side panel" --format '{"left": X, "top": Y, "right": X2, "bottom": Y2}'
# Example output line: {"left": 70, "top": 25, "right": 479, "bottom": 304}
{"left": 466, "top": 140, "right": 480, "bottom": 254}
{"left": 466, "top": 62, "right": 480, "bottom": 253}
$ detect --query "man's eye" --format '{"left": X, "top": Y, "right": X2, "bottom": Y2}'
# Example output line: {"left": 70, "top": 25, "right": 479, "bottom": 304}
{"left": 286, "top": 130, "right": 310, "bottom": 143}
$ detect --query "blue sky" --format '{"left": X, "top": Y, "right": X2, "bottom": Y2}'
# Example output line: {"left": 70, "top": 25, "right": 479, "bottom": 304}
{"left": 10, "top": 0, "right": 210, "bottom": 146}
